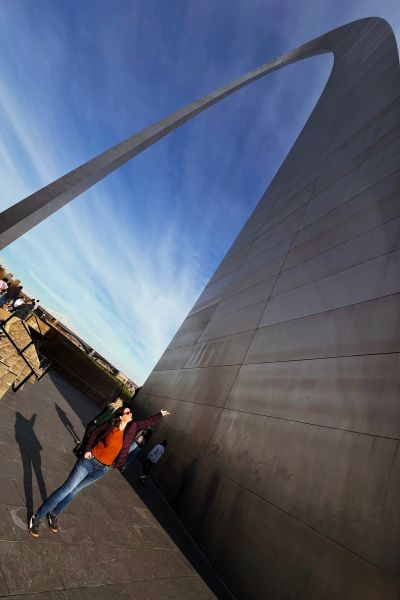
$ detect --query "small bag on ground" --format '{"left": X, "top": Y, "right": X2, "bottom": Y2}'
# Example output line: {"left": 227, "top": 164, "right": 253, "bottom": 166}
{"left": 72, "top": 441, "right": 83, "bottom": 457}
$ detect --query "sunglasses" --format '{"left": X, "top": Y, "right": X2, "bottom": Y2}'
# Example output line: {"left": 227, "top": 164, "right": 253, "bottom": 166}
{"left": 123, "top": 410, "right": 132, "bottom": 415}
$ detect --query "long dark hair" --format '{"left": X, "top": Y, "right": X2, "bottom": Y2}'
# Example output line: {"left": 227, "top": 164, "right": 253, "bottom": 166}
{"left": 95, "top": 406, "right": 126, "bottom": 446}
{"left": 110, "top": 406, "right": 125, "bottom": 427}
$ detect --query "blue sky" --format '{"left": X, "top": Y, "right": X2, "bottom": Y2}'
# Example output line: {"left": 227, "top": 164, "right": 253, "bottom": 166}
{"left": 0, "top": 1, "right": 399, "bottom": 383}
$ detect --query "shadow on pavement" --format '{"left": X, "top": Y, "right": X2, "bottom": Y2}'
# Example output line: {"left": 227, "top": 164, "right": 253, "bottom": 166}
{"left": 54, "top": 403, "right": 80, "bottom": 442}
{"left": 14, "top": 411, "right": 47, "bottom": 521}
{"left": 47, "top": 369, "right": 97, "bottom": 428}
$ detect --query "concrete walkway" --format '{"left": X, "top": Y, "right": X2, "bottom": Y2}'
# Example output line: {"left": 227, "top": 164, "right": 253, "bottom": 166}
{"left": 0, "top": 370, "right": 230, "bottom": 599}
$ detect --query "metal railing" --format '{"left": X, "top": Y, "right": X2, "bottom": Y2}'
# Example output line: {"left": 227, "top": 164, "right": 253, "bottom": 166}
{"left": 0, "top": 311, "right": 51, "bottom": 391}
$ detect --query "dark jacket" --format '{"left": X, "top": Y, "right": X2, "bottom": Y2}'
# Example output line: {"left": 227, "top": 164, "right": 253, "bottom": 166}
{"left": 14, "top": 303, "right": 32, "bottom": 320}
{"left": 84, "top": 412, "right": 162, "bottom": 471}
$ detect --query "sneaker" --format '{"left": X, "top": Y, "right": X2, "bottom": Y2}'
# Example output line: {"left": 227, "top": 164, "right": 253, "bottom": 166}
{"left": 28, "top": 514, "right": 40, "bottom": 538}
{"left": 47, "top": 513, "right": 59, "bottom": 533}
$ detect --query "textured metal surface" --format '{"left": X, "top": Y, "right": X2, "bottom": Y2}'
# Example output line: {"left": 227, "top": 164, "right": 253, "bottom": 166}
{"left": 135, "top": 18, "right": 400, "bottom": 599}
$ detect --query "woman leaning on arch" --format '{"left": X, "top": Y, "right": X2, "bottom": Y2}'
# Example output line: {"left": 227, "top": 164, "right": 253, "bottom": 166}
{"left": 29, "top": 405, "right": 170, "bottom": 537}
{"left": 73, "top": 397, "right": 125, "bottom": 455}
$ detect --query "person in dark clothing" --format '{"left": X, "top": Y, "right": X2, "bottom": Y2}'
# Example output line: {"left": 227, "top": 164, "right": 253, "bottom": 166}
{"left": 13, "top": 299, "right": 35, "bottom": 320}
{"left": 139, "top": 439, "right": 168, "bottom": 482}
{"left": 29, "top": 407, "right": 170, "bottom": 537}
{"left": 8, "top": 287, "right": 23, "bottom": 311}
{"left": 5, "top": 284, "right": 23, "bottom": 304}
{"left": 122, "top": 427, "right": 153, "bottom": 472}
{"left": 143, "top": 428, "right": 153, "bottom": 443}
{"left": 0, "top": 278, "right": 9, "bottom": 307}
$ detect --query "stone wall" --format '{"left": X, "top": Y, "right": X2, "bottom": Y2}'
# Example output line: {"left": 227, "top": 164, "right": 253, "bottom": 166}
{"left": 43, "top": 326, "right": 128, "bottom": 405}
{"left": 0, "top": 309, "right": 41, "bottom": 400}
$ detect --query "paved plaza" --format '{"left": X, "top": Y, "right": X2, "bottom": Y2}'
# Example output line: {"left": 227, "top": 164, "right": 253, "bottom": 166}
{"left": 0, "top": 371, "right": 229, "bottom": 599}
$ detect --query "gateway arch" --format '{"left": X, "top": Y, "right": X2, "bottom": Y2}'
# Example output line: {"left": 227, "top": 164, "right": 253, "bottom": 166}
{"left": 1, "top": 17, "right": 400, "bottom": 599}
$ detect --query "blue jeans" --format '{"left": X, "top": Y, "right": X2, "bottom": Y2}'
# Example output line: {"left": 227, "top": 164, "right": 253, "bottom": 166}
{"left": 35, "top": 456, "right": 111, "bottom": 520}
{"left": 0, "top": 294, "right": 8, "bottom": 307}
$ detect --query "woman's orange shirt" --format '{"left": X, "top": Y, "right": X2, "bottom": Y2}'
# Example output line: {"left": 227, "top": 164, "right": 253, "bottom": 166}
{"left": 92, "top": 427, "right": 124, "bottom": 465}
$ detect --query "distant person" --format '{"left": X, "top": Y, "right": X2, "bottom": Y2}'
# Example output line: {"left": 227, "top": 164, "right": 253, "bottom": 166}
{"left": 139, "top": 439, "right": 167, "bottom": 483}
{"left": 10, "top": 296, "right": 25, "bottom": 311}
{"left": 5, "top": 284, "right": 23, "bottom": 305}
{"left": 122, "top": 427, "right": 153, "bottom": 472}
{"left": 0, "top": 278, "right": 9, "bottom": 307}
{"left": 29, "top": 407, "right": 171, "bottom": 537}
{"left": 13, "top": 299, "right": 35, "bottom": 320}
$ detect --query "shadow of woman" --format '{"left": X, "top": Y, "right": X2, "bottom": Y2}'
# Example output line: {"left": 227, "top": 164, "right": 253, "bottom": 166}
{"left": 14, "top": 412, "right": 47, "bottom": 521}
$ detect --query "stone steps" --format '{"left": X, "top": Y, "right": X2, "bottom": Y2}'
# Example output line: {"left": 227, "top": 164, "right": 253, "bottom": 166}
{"left": 0, "top": 315, "right": 42, "bottom": 400}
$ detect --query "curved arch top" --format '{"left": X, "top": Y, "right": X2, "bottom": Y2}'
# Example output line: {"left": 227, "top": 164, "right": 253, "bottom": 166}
{"left": 0, "top": 18, "right": 398, "bottom": 249}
